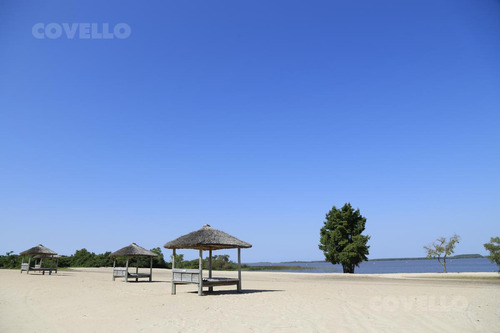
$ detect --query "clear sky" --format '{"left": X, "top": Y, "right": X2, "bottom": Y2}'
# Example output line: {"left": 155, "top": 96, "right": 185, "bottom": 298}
{"left": 1, "top": 1, "right": 499, "bottom": 262}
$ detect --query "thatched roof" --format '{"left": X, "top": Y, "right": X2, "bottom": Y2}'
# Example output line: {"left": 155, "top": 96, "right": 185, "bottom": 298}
{"left": 20, "top": 244, "right": 57, "bottom": 256}
{"left": 164, "top": 225, "right": 252, "bottom": 250}
{"left": 109, "top": 243, "right": 157, "bottom": 257}
{"left": 34, "top": 254, "right": 61, "bottom": 259}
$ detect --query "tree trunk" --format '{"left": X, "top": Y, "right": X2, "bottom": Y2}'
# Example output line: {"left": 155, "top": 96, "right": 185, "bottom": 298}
{"left": 443, "top": 257, "right": 447, "bottom": 273}
{"left": 342, "top": 264, "right": 355, "bottom": 274}
{"left": 438, "top": 257, "right": 447, "bottom": 273}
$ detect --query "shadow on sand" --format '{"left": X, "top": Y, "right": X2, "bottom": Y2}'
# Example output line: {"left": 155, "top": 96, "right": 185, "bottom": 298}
{"left": 187, "top": 289, "right": 284, "bottom": 296}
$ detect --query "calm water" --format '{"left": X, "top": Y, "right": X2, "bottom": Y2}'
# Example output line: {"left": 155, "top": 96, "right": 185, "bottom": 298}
{"left": 248, "top": 258, "right": 498, "bottom": 274}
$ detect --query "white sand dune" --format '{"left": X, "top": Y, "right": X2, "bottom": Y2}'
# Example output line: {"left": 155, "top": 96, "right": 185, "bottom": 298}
{"left": 1, "top": 268, "right": 499, "bottom": 332}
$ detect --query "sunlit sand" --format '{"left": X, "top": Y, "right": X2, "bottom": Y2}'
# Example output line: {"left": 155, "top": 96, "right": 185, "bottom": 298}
{"left": 1, "top": 268, "right": 499, "bottom": 332}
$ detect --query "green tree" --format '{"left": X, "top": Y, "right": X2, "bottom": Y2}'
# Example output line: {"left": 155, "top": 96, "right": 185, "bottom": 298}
{"left": 319, "top": 203, "right": 370, "bottom": 273}
{"left": 135, "top": 248, "right": 169, "bottom": 268}
{"left": 0, "top": 252, "right": 21, "bottom": 269}
{"left": 171, "top": 253, "right": 185, "bottom": 267}
{"left": 483, "top": 237, "right": 500, "bottom": 271}
{"left": 150, "top": 247, "right": 169, "bottom": 268}
{"left": 424, "top": 234, "right": 460, "bottom": 273}
{"left": 71, "top": 248, "right": 95, "bottom": 267}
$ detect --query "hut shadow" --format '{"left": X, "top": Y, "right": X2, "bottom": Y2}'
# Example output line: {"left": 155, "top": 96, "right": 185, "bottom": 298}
{"left": 188, "top": 289, "right": 284, "bottom": 296}
{"left": 24, "top": 272, "right": 72, "bottom": 277}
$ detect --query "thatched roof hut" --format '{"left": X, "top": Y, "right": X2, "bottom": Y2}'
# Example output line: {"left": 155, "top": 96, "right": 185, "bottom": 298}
{"left": 20, "top": 244, "right": 57, "bottom": 256}
{"left": 109, "top": 243, "right": 157, "bottom": 282}
{"left": 164, "top": 225, "right": 252, "bottom": 296}
{"left": 164, "top": 224, "right": 252, "bottom": 250}
{"left": 110, "top": 243, "right": 157, "bottom": 257}
{"left": 19, "top": 244, "right": 58, "bottom": 275}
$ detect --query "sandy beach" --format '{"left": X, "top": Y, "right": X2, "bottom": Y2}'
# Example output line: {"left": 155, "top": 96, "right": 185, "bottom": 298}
{"left": 0, "top": 268, "right": 499, "bottom": 332}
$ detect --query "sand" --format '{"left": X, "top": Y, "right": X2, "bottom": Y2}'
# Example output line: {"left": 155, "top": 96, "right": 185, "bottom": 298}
{"left": 0, "top": 268, "right": 499, "bottom": 332}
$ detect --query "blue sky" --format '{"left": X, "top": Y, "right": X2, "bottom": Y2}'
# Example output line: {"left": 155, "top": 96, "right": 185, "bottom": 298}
{"left": 1, "top": 1, "right": 499, "bottom": 262}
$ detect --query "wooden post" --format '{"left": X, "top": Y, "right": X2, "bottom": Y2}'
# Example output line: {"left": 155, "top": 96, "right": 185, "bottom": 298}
{"left": 237, "top": 248, "right": 241, "bottom": 292}
{"left": 171, "top": 249, "right": 176, "bottom": 295}
{"left": 136, "top": 258, "right": 139, "bottom": 282}
{"left": 208, "top": 250, "right": 213, "bottom": 292}
{"left": 27, "top": 257, "right": 31, "bottom": 275}
{"left": 49, "top": 256, "right": 53, "bottom": 275}
{"left": 125, "top": 258, "right": 129, "bottom": 283}
{"left": 20, "top": 257, "right": 24, "bottom": 274}
{"left": 198, "top": 249, "right": 203, "bottom": 296}
{"left": 113, "top": 259, "right": 116, "bottom": 281}
{"left": 149, "top": 257, "right": 153, "bottom": 282}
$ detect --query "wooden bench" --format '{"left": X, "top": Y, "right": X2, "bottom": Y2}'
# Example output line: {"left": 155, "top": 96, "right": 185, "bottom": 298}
{"left": 113, "top": 267, "right": 151, "bottom": 282}
{"left": 172, "top": 269, "right": 200, "bottom": 284}
{"left": 21, "top": 263, "right": 56, "bottom": 275}
{"left": 20, "top": 263, "right": 29, "bottom": 273}
{"left": 171, "top": 269, "right": 240, "bottom": 295}
{"left": 128, "top": 273, "right": 151, "bottom": 279}
{"left": 113, "top": 267, "right": 127, "bottom": 280}
{"left": 203, "top": 278, "right": 240, "bottom": 287}
{"left": 31, "top": 267, "right": 56, "bottom": 274}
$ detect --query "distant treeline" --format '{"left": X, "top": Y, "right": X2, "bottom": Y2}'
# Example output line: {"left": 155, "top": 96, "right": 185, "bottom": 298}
{"left": 0, "top": 248, "right": 170, "bottom": 269}
{"left": 0, "top": 249, "right": 283, "bottom": 271}
{"left": 368, "top": 254, "right": 484, "bottom": 261}
{"left": 282, "top": 254, "right": 484, "bottom": 264}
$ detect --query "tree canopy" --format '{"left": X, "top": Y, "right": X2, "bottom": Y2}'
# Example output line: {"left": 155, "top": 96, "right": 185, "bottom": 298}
{"left": 483, "top": 236, "right": 500, "bottom": 271}
{"left": 319, "top": 203, "right": 370, "bottom": 273}
{"left": 424, "top": 234, "right": 460, "bottom": 273}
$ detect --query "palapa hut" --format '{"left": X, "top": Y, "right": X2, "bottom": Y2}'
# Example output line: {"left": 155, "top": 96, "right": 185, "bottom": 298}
{"left": 20, "top": 244, "right": 58, "bottom": 275}
{"left": 164, "top": 224, "right": 252, "bottom": 296}
{"left": 109, "top": 243, "right": 157, "bottom": 282}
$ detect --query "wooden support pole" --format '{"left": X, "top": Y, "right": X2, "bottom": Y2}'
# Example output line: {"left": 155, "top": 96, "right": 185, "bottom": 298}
{"left": 237, "top": 248, "right": 242, "bottom": 292}
{"left": 27, "top": 257, "right": 31, "bottom": 275}
{"left": 113, "top": 259, "right": 116, "bottom": 281}
{"left": 209, "top": 250, "right": 213, "bottom": 278}
{"left": 150, "top": 257, "right": 153, "bottom": 282}
{"left": 198, "top": 249, "right": 203, "bottom": 296}
{"left": 49, "top": 256, "right": 53, "bottom": 275}
{"left": 136, "top": 258, "right": 139, "bottom": 282}
{"left": 208, "top": 250, "right": 213, "bottom": 292}
{"left": 171, "top": 249, "right": 176, "bottom": 295}
{"left": 125, "top": 258, "right": 129, "bottom": 283}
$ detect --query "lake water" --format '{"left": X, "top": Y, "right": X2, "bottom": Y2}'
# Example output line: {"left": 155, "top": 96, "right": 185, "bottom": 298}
{"left": 248, "top": 258, "right": 498, "bottom": 274}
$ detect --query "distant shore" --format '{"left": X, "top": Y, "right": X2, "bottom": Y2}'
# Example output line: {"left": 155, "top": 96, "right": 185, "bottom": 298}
{"left": 280, "top": 253, "right": 485, "bottom": 263}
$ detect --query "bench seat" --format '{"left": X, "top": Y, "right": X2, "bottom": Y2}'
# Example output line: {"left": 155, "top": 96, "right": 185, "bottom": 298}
{"left": 27, "top": 267, "right": 56, "bottom": 275}
{"left": 128, "top": 273, "right": 151, "bottom": 278}
{"left": 171, "top": 269, "right": 240, "bottom": 294}
{"left": 203, "top": 278, "right": 239, "bottom": 287}
{"left": 113, "top": 267, "right": 151, "bottom": 282}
